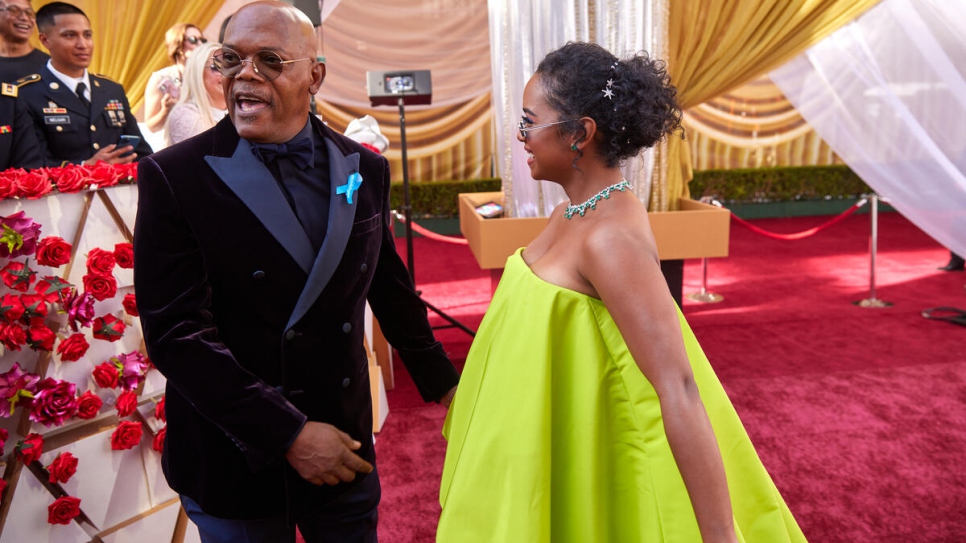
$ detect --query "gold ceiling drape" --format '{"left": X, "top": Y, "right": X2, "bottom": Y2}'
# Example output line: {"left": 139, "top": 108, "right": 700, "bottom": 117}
{"left": 664, "top": 0, "right": 881, "bottom": 210}
{"left": 32, "top": 0, "right": 222, "bottom": 113}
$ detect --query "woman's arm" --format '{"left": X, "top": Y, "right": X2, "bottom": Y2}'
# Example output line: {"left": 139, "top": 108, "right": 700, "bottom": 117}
{"left": 581, "top": 215, "right": 738, "bottom": 543}
{"left": 144, "top": 71, "right": 176, "bottom": 133}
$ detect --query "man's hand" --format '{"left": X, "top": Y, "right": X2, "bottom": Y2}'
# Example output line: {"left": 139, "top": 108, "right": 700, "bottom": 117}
{"left": 84, "top": 144, "right": 136, "bottom": 165}
{"left": 439, "top": 385, "right": 457, "bottom": 408}
{"left": 285, "top": 421, "right": 374, "bottom": 486}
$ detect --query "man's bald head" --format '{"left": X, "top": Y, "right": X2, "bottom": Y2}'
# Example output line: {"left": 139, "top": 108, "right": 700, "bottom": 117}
{"left": 225, "top": 1, "right": 316, "bottom": 56}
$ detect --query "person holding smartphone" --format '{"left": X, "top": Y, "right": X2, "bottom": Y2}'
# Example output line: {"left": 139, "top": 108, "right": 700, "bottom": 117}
{"left": 19, "top": 2, "right": 152, "bottom": 166}
{"left": 144, "top": 22, "right": 207, "bottom": 143}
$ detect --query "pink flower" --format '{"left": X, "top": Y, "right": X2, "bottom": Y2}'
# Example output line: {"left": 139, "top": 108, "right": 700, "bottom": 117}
{"left": 29, "top": 377, "right": 78, "bottom": 427}
{"left": 0, "top": 362, "right": 39, "bottom": 416}
{"left": 116, "top": 351, "right": 148, "bottom": 391}
{"left": 62, "top": 289, "right": 96, "bottom": 332}
{"left": 0, "top": 211, "right": 42, "bottom": 259}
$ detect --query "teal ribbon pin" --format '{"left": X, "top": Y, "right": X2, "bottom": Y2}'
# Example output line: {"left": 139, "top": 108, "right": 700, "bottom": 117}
{"left": 337, "top": 172, "right": 363, "bottom": 204}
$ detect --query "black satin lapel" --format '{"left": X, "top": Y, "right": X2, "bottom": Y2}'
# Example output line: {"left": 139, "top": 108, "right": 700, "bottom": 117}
{"left": 205, "top": 140, "right": 316, "bottom": 274}
{"left": 286, "top": 141, "right": 361, "bottom": 329}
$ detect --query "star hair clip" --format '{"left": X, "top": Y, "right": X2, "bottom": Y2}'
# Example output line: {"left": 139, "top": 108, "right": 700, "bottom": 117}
{"left": 602, "top": 78, "right": 614, "bottom": 100}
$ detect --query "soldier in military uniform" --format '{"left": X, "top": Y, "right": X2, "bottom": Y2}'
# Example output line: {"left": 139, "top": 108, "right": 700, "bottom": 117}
{"left": 20, "top": 2, "right": 151, "bottom": 167}
{"left": 0, "top": 77, "right": 41, "bottom": 170}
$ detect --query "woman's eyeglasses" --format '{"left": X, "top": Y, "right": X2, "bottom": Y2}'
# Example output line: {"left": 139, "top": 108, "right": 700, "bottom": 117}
{"left": 518, "top": 118, "right": 577, "bottom": 141}
{"left": 185, "top": 36, "right": 207, "bottom": 45}
{"left": 211, "top": 48, "right": 312, "bottom": 82}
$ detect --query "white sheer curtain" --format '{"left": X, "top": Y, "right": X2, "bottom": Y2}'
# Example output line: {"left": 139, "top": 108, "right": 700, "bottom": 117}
{"left": 770, "top": 0, "right": 966, "bottom": 257}
{"left": 489, "top": 0, "right": 666, "bottom": 217}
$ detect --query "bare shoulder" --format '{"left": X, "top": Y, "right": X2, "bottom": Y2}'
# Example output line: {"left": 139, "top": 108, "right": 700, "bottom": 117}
{"left": 579, "top": 201, "right": 660, "bottom": 285}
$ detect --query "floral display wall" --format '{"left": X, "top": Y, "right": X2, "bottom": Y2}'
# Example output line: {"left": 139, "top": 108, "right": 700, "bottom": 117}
{"left": 0, "top": 165, "right": 199, "bottom": 542}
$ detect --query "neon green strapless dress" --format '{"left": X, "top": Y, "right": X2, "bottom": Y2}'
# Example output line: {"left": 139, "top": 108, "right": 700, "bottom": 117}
{"left": 438, "top": 249, "right": 806, "bottom": 542}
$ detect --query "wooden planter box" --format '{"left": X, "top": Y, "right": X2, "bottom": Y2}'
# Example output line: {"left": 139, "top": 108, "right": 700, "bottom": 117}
{"left": 458, "top": 192, "right": 731, "bottom": 269}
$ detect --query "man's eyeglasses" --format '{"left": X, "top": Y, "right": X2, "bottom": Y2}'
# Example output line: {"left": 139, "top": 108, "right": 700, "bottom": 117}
{"left": 185, "top": 36, "right": 207, "bottom": 45}
{"left": 212, "top": 48, "right": 312, "bottom": 82}
{"left": 0, "top": 5, "right": 36, "bottom": 19}
{"left": 518, "top": 118, "right": 577, "bottom": 141}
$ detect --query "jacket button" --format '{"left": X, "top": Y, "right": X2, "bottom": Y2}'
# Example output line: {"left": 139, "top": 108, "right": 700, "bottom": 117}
{"left": 285, "top": 329, "right": 296, "bottom": 340}
{"left": 360, "top": 263, "right": 368, "bottom": 273}
{"left": 90, "top": 124, "right": 96, "bottom": 131}
{"left": 252, "top": 270, "right": 266, "bottom": 279}
{"left": 341, "top": 378, "right": 351, "bottom": 388}
{"left": 342, "top": 322, "right": 352, "bottom": 333}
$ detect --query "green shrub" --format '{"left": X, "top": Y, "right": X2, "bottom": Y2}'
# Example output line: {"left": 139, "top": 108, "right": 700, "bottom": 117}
{"left": 390, "top": 178, "right": 501, "bottom": 218}
{"left": 690, "top": 165, "right": 871, "bottom": 203}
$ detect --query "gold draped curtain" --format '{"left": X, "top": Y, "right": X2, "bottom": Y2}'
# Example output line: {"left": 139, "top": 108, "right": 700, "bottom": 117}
{"left": 31, "top": 0, "right": 222, "bottom": 113}
{"left": 664, "top": 0, "right": 881, "bottom": 210}
{"left": 684, "top": 75, "right": 843, "bottom": 169}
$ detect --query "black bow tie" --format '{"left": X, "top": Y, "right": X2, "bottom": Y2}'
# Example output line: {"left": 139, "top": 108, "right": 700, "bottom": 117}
{"left": 251, "top": 137, "right": 313, "bottom": 170}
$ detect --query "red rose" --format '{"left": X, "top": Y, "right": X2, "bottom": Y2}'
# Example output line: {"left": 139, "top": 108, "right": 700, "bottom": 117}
{"left": 110, "top": 420, "right": 143, "bottom": 450}
{"left": 1, "top": 261, "right": 36, "bottom": 292}
{"left": 92, "top": 362, "right": 119, "bottom": 389}
{"left": 47, "top": 495, "right": 81, "bottom": 525}
{"left": 15, "top": 169, "right": 52, "bottom": 199}
{"left": 155, "top": 395, "right": 165, "bottom": 422}
{"left": 26, "top": 324, "right": 55, "bottom": 351}
{"left": 19, "top": 293, "right": 48, "bottom": 325}
{"left": 0, "top": 168, "right": 19, "bottom": 199}
{"left": 113, "top": 242, "right": 134, "bottom": 269}
{"left": 35, "top": 236, "right": 73, "bottom": 267}
{"left": 75, "top": 390, "right": 103, "bottom": 419}
{"left": 15, "top": 432, "right": 44, "bottom": 464}
{"left": 0, "top": 293, "right": 25, "bottom": 322}
{"left": 85, "top": 247, "right": 116, "bottom": 276}
{"left": 153, "top": 426, "right": 166, "bottom": 453}
{"left": 0, "top": 427, "right": 8, "bottom": 456}
{"left": 0, "top": 321, "right": 26, "bottom": 351}
{"left": 82, "top": 273, "right": 117, "bottom": 302}
{"left": 0, "top": 478, "right": 6, "bottom": 496}
{"left": 92, "top": 314, "right": 125, "bottom": 342}
{"left": 121, "top": 293, "right": 138, "bottom": 317}
{"left": 47, "top": 451, "right": 78, "bottom": 484}
{"left": 34, "top": 276, "right": 73, "bottom": 304}
{"left": 89, "top": 162, "right": 126, "bottom": 188}
{"left": 53, "top": 165, "right": 89, "bottom": 193}
{"left": 56, "top": 333, "right": 89, "bottom": 362}
{"left": 115, "top": 390, "right": 138, "bottom": 417}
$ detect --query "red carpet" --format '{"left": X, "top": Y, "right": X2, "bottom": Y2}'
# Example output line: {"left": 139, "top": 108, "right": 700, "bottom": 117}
{"left": 372, "top": 211, "right": 966, "bottom": 542}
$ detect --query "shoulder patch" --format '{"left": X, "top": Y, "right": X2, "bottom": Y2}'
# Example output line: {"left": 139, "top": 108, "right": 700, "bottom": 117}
{"left": 92, "top": 73, "right": 117, "bottom": 84}
{"left": 3, "top": 74, "right": 41, "bottom": 96}
{"left": 15, "top": 73, "right": 41, "bottom": 87}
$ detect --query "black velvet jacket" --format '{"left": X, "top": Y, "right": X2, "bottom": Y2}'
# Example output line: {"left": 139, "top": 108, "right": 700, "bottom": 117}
{"left": 134, "top": 115, "right": 458, "bottom": 519}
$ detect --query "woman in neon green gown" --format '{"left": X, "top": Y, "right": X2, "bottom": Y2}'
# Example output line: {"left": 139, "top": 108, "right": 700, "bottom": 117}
{"left": 438, "top": 42, "right": 807, "bottom": 542}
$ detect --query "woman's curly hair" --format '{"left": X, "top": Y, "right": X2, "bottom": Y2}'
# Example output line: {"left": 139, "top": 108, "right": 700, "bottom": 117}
{"left": 534, "top": 42, "right": 683, "bottom": 168}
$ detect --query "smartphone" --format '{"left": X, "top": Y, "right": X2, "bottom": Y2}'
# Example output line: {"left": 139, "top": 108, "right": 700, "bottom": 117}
{"left": 475, "top": 201, "right": 503, "bottom": 219}
{"left": 116, "top": 135, "right": 141, "bottom": 157}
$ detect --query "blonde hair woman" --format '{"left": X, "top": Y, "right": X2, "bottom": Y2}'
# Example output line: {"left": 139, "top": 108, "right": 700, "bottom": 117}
{"left": 144, "top": 23, "right": 207, "bottom": 135}
{"left": 164, "top": 42, "right": 226, "bottom": 146}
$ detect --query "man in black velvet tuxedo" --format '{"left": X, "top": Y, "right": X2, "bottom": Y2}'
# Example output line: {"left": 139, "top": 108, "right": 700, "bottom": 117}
{"left": 133, "top": 3, "right": 459, "bottom": 541}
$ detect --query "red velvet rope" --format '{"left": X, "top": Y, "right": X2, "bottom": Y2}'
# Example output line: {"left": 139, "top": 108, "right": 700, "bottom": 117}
{"left": 395, "top": 213, "right": 469, "bottom": 245}
{"left": 728, "top": 199, "right": 867, "bottom": 240}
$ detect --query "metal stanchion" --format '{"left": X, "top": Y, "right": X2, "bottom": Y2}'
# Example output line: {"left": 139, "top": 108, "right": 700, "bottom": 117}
{"left": 854, "top": 193, "right": 892, "bottom": 308}
{"left": 687, "top": 257, "right": 724, "bottom": 303}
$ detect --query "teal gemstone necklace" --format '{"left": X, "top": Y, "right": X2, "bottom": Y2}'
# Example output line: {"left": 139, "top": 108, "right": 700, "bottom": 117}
{"left": 563, "top": 179, "right": 631, "bottom": 219}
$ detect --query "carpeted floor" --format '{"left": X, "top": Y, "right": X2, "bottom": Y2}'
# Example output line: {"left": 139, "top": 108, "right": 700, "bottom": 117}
{"left": 372, "top": 211, "right": 966, "bottom": 542}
